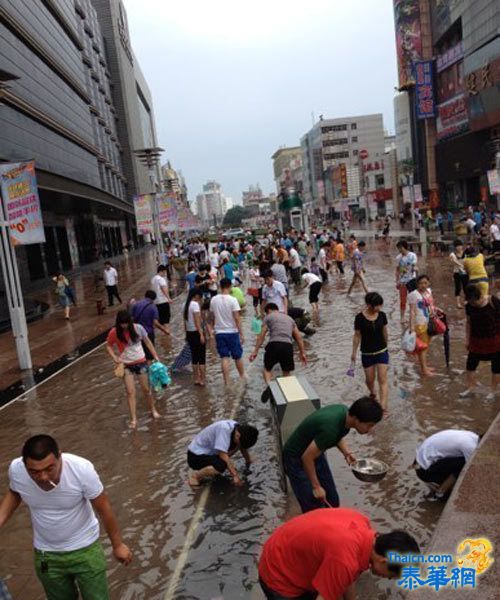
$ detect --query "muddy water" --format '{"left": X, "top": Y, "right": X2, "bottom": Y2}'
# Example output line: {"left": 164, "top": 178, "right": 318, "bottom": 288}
{"left": 0, "top": 246, "right": 498, "bottom": 600}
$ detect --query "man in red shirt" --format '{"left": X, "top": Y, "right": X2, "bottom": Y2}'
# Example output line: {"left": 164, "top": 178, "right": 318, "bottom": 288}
{"left": 258, "top": 508, "right": 419, "bottom": 600}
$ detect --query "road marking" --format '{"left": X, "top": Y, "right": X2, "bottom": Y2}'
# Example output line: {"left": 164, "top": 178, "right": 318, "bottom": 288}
{"left": 0, "top": 341, "right": 106, "bottom": 412}
{"left": 163, "top": 386, "right": 245, "bottom": 600}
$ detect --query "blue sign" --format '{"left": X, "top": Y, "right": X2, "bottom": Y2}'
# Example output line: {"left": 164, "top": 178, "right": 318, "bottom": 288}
{"left": 414, "top": 61, "right": 436, "bottom": 119}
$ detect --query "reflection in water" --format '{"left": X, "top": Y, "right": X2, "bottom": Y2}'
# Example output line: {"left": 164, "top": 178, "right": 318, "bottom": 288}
{"left": 0, "top": 249, "right": 497, "bottom": 600}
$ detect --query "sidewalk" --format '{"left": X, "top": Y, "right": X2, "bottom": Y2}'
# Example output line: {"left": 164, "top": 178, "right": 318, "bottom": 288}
{"left": 0, "top": 248, "right": 184, "bottom": 397}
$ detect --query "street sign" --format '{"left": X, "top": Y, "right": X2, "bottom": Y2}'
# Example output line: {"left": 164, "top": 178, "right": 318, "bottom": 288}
{"left": 359, "top": 149, "right": 369, "bottom": 160}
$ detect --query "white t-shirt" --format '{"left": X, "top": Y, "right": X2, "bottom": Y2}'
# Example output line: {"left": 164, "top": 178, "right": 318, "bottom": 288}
{"left": 210, "top": 253, "right": 220, "bottom": 268}
{"left": 408, "top": 288, "right": 433, "bottom": 325}
{"left": 262, "top": 281, "right": 287, "bottom": 312}
{"left": 209, "top": 294, "right": 240, "bottom": 334}
{"left": 396, "top": 252, "right": 418, "bottom": 284}
{"left": 103, "top": 267, "right": 118, "bottom": 286}
{"left": 302, "top": 272, "right": 321, "bottom": 286}
{"left": 189, "top": 420, "right": 237, "bottom": 456}
{"left": 8, "top": 453, "right": 103, "bottom": 551}
{"left": 151, "top": 274, "right": 169, "bottom": 304}
{"left": 186, "top": 300, "right": 201, "bottom": 332}
{"left": 416, "top": 430, "right": 479, "bottom": 470}
{"left": 318, "top": 248, "right": 327, "bottom": 267}
{"left": 289, "top": 248, "right": 301, "bottom": 269}
{"left": 490, "top": 223, "right": 500, "bottom": 242}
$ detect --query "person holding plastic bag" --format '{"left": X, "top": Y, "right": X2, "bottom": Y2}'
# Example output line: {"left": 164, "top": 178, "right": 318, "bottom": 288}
{"left": 408, "top": 275, "right": 443, "bottom": 377}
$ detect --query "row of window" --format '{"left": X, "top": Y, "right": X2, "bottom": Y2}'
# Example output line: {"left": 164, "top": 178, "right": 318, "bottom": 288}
{"left": 322, "top": 136, "right": 358, "bottom": 147}
{"left": 323, "top": 151, "right": 350, "bottom": 160}
{"left": 321, "top": 123, "right": 357, "bottom": 133}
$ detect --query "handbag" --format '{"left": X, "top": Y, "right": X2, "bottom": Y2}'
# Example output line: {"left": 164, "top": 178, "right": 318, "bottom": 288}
{"left": 247, "top": 287, "right": 259, "bottom": 298}
{"left": 114, "top": 362, "right": 125, "bottom": 378}
{"left": 428, "top": 315, "right": 446, "bottom": 336}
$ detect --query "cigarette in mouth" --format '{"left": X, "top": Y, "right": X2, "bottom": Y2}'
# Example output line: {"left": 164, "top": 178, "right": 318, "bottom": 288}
{"left": 48, "top": 480, "right": 57, "bottom": 487}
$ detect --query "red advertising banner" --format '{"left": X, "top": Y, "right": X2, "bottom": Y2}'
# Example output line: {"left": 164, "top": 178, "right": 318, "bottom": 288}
{"left": 436, "top": 93, "right": 469, "bottom": 140}
{"left": 394, "top": 0, "right": 422, "bottom": 88}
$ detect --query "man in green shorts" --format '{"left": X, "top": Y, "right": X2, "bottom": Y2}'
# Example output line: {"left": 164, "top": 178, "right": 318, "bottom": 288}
{"left": 0, "top": 434, "right": 132, "bottom": 599}
{"left": 283, "top": 397, "right": 383, "bottom": 512}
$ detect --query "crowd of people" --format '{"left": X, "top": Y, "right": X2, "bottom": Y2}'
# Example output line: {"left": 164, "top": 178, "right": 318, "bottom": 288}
{"left": 1, "top": 217, "right": 498, "bottom": 600}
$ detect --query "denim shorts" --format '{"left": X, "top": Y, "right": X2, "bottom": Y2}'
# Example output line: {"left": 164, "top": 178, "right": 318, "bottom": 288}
{"left": 125, "top": 362, "right": 149, "bottom": 375}
{"left": 361, "top": 350, "right": 389, "bottom": 369}
{"left": 215, "top": 333, "right": 243, "bottom": 360}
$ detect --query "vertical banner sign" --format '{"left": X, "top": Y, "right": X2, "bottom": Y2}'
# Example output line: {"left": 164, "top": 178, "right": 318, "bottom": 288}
{"left": 415, "top": 61, "right": 436, "bottom": 119}
{"left": 393, "top": 0, "right": 422, "bottom": 88}
{"left": 177, "top": 206, "right": 192, "bottom": 231}
{"left": 133, "top": 194, "right": 154, "bottom": 234}
{"left": 0, "top": 161, "right": 45, "bottom": 245}
{"left": 156, "top": 193, "right": 178, "bottom": 232}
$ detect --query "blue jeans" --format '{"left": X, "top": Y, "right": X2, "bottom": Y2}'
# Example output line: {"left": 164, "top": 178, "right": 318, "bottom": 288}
{"left": 260, "top": 579, "right": 317, "bottom": 600}
{"left": 283, "top": 452, "right": 339, "bottom": 513}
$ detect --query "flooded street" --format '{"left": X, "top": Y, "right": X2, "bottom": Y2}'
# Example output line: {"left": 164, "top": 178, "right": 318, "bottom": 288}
{"left": 1, "top": 245, "right": 498, "bottom": 600}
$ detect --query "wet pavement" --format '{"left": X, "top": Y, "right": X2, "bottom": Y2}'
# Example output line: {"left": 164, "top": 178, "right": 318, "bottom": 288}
{"left": 0, "top": 243, "right": 498, "bottom": 599}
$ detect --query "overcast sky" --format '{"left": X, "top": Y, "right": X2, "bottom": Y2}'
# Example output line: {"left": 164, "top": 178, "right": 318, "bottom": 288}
{"left": 124, "top": 0, "right": 398, "bottom": 205}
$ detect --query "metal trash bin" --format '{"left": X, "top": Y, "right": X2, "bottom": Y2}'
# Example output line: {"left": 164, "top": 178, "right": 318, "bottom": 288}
{"left": 267, "top": 375, "right": 321, "bottom": 490}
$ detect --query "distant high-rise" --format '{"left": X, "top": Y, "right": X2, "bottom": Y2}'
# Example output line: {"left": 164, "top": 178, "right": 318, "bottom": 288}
{"left": 197, "top": 180, "right": 226, "bottom": 225}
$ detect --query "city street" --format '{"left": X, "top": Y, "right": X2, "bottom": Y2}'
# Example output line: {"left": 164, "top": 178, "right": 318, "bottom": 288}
{"left": 1, "top": 247, "right": 497, "bottom": 599}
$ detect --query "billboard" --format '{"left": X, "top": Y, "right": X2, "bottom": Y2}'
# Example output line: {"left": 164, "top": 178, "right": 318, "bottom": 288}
{"left": 156, "top": 193, "right": 178, "bottom": 232}
{"left": 394, "top": 0, "right": 422, "bottom": 88}
{"left": 0, "top": 161, "right": 45, "bottom": 245}
{"left": 436, "top": 93, "right": 469, "bottom": 140}
{"left": 133, "top": 194, "right": 154, "bottom": 235}
{"left": 415, "top": 61, "right": 436, "bottom": 119}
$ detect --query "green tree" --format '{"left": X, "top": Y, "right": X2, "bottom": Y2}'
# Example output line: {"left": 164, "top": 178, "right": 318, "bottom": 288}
{"left": 223, "top": 205, "right": 246, "bottom": 227}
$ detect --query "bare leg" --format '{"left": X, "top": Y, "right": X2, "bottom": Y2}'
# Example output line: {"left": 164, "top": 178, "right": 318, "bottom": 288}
{"left": 312, "top": 302, "right": 319, "bottom": 316}
{"left": 437, "top": 474, "right": 457, "bottom": 496}
{"left": 364, "top": 366, "right": 376, "bottom": 397}
{"left": 282, "top": 370, "right": 291, "bottom": 377}
{"left": 263, "top": 369, "right": 273, "bottom": 385}
{"left": 123, "top": 371, "right": 137, "bottom": 428}
{"left": 347, "top": 275, "right": 356, "bottom": 294}
{"left": 221, "top": 357, "right": 231, "bottom": 385}
{"left": 465, "top": 370, "right": 476, "bottom": 391}
{"left": 235, "top": 358, "right": 246, "bottom": 380}
{"left": 359, "top": 273, "right": 369, "bottom": 293}
{"left": 419, "top": 347, "right": 435, "bottom": 377}
{"left": 189, "top": 465, "right": 218, "bottom": 487}
{"left": 377, "top": 363, "right": 389, "bottom": 413}
{"left": 192, "top": 364, "right": 200, "bottom": 385}
{"left": 199, "top": 364, "right": 206, "bottom": 386}
{"left": 64, "top": 305, "right": 70, "bottom": 319}
{"left": 138, "top": 373, "right": 160, "bottom": 419}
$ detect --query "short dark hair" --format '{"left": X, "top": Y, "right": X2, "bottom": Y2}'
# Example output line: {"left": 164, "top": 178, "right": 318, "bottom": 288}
{"left": 219, "top": 277, "right": 232, "bottom": 290}
{"left": 365, "top": 292, "right": 383, "bottom": 307}
{"left": 264, "top": 270, "right": 274, "bottom": 278}
{"left": 237, "top": 424, "right": 259, "bottom": 449}
{"left": 358, "top": 241, "right": 366, "bottom": 248}
{"left": 301, "top": 267, "right": 309, "bottom": 275}
{"left": 396, "top": 239, "right": 408, "bottom": 250}
{"left": 453, "top": 239, "right": 464, "bottom": 247}
{"left": 22, "top": 435, "right": 60, "bottom": 464}
{"left": 265, "top": 302, "right": 279, "bottom": 313}
{"left": 465, "top": 284, "right": 481, "bottom": 302}
{"left": 145, "top": 290, "right": 157, "bottom": 300}
{"left": 376, "top": 530, "right": 420, "bottom": 576}
{"left": 104, "top": 261, "right": 111, "bottom": 266}
{"left": 157, "top": 264, "right": 167, "bottom": 273}
{"left": 416, "top": 274, "right": 429, "bottom": 284}
{"left": 349, "top": 397, "right": 383, "bottom": 423}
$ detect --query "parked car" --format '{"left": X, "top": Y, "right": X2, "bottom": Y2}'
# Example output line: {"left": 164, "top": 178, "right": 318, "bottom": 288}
{"left": 223, "top": 228, "right": 244, "bottom": 238}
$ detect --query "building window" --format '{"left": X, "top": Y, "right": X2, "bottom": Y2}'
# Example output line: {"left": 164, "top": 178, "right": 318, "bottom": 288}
{"left": 351, "top": 123, "right": 357, "bottom": 130}
{"left": 322, "top": 138, "right": 348, "bottom": 147}
{"left": 352, "top": 136, "right": 358, "bottom": 143}
{"left": 321, "top": 124, "right": 347, "bottom": 133}
{"left": 323, "top": 151, "right": 349, "bottom": 160}
{"left": 353, "top": 149, "right": 358, "bottom": 156}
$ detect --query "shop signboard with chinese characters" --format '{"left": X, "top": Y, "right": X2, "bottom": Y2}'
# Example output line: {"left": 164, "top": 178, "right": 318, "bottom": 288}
{"left": 0, "top": 161, "right": 45, "bottom": 245}
{"left": 414, "top": 61, "right": 436, "bottom": 119}
{"left": 393, "top": 0, "right": 422, "bottom": 88}
{"left": 133, "top": 194, "right": 154, "bottom": 235}
{"left": 436, "top": 93, "right": 469, "bottom": 141}
{"left": 436, "top": 41, "right": 464, "bottom": 73}
{"left": 465, "top": 57, "right": 500, "bottom": 131}
{"left": 331, "top": 164, "right": 348, "bottom": 198}
{"left": 402, "top": 184, "right": 423, "bottom": 204}
{"left": 487, "top": 170, "right": 500, "bottom": 195}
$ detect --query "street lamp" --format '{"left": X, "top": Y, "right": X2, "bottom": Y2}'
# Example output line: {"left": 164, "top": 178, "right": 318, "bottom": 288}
{"left": 133, "top": 147, "right": 164, "bottom": 256}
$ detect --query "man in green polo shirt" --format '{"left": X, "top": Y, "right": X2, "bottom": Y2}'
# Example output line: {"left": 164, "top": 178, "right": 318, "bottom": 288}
{"left": 283, "top": 397, "right": 383, "bottom": 512}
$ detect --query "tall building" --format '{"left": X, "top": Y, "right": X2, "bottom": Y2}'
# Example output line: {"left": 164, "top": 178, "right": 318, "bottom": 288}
{"left": 0, "top": 0, "right": 134, "bottom": 288}
{"left": 301, "top": 114, "right": 386, "bottom": 219}
{"left": 392, "top": 0, "right": 499, "bottom": 210}
{"left": 242, "top": 184, "right": 264, "bottom": 206}
{"left": 197, "top": 180, "right": 225, "bottom": 225}
{"left": 271, "top": 147, "right": 303, "bottom": 197}
{"left": 91, "top": 0, "right": 162, "bottom": 197}
{"left": 161, "top": 162, "right": 189, "bottom": 207}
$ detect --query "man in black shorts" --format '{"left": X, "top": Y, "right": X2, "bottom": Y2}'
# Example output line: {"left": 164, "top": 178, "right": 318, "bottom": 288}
{"left": 249, "top": 303, "right": 307, "bottom": 384}
{"left": 187, "top": 420, "right": 259, "bottom": 487}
